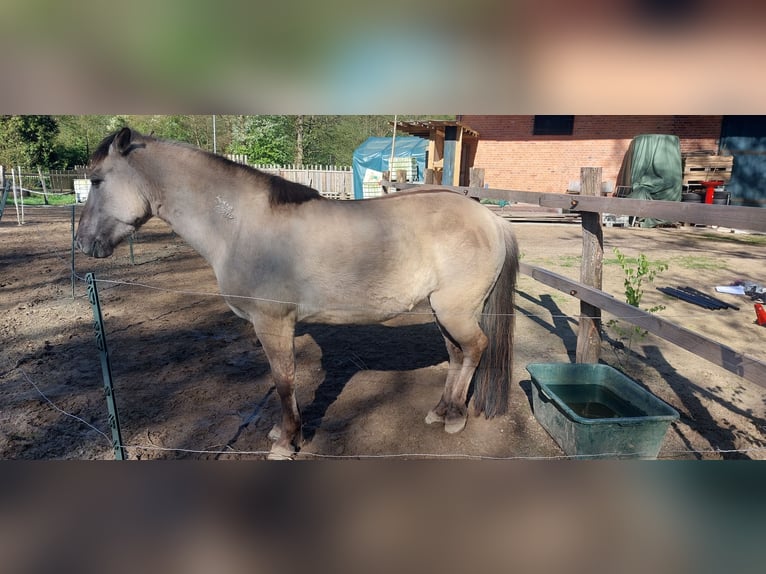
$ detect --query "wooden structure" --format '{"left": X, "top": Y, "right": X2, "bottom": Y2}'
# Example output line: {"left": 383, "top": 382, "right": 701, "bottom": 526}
{"left": 393, "top": 120, "right": 479, "bottom": 187}
{"left": 682, "top": 155, "right": 734, "bottom": 191}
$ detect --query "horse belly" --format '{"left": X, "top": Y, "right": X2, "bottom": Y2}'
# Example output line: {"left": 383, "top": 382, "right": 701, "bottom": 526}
{"left": 297, "top": 266, "right": 434, "bottom": 325}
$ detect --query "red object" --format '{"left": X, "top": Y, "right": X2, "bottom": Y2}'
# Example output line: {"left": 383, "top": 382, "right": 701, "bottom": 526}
{"left": 755, "top": 303, "right": 766, "bottom": 326}
{"left": 701, "top": 180, "right": 724, "bottom": 204}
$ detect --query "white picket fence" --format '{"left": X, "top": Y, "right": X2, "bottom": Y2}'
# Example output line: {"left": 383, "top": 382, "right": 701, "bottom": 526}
{"left": 226, "top": 155, "right": 353, "bottom": 200}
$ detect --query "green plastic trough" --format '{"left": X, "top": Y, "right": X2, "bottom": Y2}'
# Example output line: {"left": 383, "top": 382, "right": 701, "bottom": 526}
{"left": 526, "top": 363, "right": 679, "bottom": 459}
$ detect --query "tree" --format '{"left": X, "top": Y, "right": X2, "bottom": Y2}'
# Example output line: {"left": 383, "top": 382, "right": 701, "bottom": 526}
{"left": 0, "top": 115, "right": 59, "bottom": 167}
{"left": 55, "top": 115, "right": 114, "bottom": 167}
{"left": 229, "top": 115, "right": 295, "bottom": 164}
{"left": 0, "top": 114, "right": 453, "bottom": 171}
{"left": 126, "top": 115, "right": 220, "bottom": 150}
{"left": 224, "top": 115, "right": 407, "bottom": 166}
{"left": 294, "top": 115, "right": 304, "bottom": 165}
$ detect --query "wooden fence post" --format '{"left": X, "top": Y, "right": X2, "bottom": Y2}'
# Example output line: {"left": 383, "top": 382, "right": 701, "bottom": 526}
{"left": 37, "top": 167, "right": 50, "bottom": 205}
{"left": 576, "top": 167, "right": 603, "bottom": 363}
{"left": 382, "top": 170, "right": 391, "bottom": 194}
{"left": 469, "top": 167, "right": 485, "bottom": 189}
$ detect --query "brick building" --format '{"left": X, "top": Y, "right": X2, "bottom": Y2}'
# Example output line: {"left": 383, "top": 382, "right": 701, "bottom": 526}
{"left": 459, "top": 115, "right": 723, "bottom": 193}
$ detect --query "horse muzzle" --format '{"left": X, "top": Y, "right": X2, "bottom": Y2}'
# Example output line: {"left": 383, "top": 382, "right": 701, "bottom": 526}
{"left": 75, "top": 235, "right": 115, "bottom": 258}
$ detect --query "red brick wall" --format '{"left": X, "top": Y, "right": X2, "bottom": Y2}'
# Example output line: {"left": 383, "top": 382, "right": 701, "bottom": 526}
{"left": 460, "top": 115, "right": 722, "bottom": 192}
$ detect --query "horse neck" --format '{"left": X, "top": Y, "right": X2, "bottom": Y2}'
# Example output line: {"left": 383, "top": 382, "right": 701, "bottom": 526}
{"left": 141, "top": 143, "right": 263, "bottom": 266}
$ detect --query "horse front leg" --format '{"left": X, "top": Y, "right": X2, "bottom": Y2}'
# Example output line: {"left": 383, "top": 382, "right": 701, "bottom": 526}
{"left": 256, "top": 321, "right": 302, "bottom": 460}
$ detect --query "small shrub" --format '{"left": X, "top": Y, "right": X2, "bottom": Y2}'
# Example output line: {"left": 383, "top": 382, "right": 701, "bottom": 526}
{"left": 607, "top": 248, "right": 668, "bottom": 354}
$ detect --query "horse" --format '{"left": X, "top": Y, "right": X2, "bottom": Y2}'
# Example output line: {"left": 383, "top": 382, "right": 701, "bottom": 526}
{"left": 75, "top": 127, "right": 519, "bottom": 459}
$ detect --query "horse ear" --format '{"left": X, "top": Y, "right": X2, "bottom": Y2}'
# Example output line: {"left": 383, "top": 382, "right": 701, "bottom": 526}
{"left": 112, "top": 127, "right": 134, "bottom": 156}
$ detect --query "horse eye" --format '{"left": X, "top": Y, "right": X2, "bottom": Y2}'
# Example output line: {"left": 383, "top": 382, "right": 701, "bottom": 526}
{"left": 90, "top": 178, "right": 103, "bottom": 187}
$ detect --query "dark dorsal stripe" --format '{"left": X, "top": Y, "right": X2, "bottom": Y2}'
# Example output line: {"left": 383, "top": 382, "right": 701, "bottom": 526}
{"left": 264, "top": 174, "right": 323, "bottom": 207}
{"left": 198, "top": 152, "right": 323, "bottom": 207}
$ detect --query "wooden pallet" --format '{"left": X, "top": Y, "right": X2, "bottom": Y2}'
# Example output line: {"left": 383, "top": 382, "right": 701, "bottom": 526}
{"left": 486, "top": 204, "right": 581, "bottom": 223}
{"left": 682, "top": 155, "right": 733, "bottom": 187}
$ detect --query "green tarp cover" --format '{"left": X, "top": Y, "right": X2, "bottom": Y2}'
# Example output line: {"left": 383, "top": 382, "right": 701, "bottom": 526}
{"left": 615, "top": 134, "right": 682, "bottom": 227}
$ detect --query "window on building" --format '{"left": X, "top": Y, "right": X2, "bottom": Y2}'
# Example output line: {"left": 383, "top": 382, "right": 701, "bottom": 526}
{"left": 533, "top": 115, "right": 574, "bottom": 135}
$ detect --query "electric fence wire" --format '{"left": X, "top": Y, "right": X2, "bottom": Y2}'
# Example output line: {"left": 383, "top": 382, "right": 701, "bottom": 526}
{"left": 6, "top": 204, "right": 750, "bottom": 323}
{"left": 72, "top": 272, "right": 742, "bottom": 323}
{"left": 12, "top": 366, "right": 766, "bottom": 461}
{"left": 5, "top": 209, "right": 764, "bottom": 459}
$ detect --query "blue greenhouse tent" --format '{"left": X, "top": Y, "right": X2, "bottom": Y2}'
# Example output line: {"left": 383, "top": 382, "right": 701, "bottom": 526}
{"left": 352, "top": 136, "right": 428, "bottom": 199}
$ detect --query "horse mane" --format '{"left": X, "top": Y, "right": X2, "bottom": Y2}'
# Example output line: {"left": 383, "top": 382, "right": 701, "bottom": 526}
{"left": 262, "top": 173, "right": 324, "bottom": 207}
{"left": 90, "top": 129, "right": 324, "bottom": 208}
{"left": 89, "top": 130, "right": 119, "bottom": 166}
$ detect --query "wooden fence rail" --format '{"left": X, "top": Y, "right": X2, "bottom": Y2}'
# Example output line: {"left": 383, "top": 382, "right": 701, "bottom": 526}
{"left": 389, "top": 181, "right": 766, "bottom": 233}
{"left": 521, "top": 262, "right": 766, "bottom": 389}
{"left": 387, "top": 174, "right": 766, "bottom": 390}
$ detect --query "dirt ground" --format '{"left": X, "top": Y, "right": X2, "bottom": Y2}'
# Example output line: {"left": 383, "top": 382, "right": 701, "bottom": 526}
{"left": 2, "top": 205, "right": 765, "bottom": 460}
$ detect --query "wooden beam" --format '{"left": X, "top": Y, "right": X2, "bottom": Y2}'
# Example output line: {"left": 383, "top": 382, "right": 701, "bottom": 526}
{"left": 384, "top": 182, "right": 766, "bottom": 233}
{"left": 442, "top": 126, "right": 458, "bottom": 186}
{"left": 453, "top": 127, "right": 463, "bottom": 187}
{"left": 576, "top": 167, "right": 603, "bottom": 363}
{"left": 519, "top": 262, "right": 766, "bottom": 390}
{"left": 427, "top": 136, "right": 436, "bottom": 171}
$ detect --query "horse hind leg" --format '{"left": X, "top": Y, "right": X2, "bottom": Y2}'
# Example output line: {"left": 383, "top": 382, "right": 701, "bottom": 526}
{"left": 428, "top": 307, "right": 488, "bottom": 434}
{"left": 425, "top": 331, "right": 463, "bottom": 427}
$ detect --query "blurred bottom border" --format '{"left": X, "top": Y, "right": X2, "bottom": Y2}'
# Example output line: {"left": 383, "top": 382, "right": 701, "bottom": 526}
{"left": 0, "top": 460, "right": 763, "bottom": 574}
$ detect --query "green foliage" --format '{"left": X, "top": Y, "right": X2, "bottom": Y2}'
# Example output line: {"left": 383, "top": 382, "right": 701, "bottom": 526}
{"left": 1, "top": 114, "right": 453, "bottom": 170}
{"left": 4, "top": 192, "right": 75, "bottom": 206}
{"left": 229, "top": 115, "right": 295, "bottom": 165}
{"left": 228, "top": 115, "right": 407, "bottom": 166}
{"left": 671, "top": 255, "right": 720, "bottom": 270}
{"left": 698, "top": 231, "right": 766, "bottom": 246}
{"left": 613, "top": 248, "right": 669, "bottom": 310}
{"left": 607, "top": 248, "right": 669, "bottom": 354}
{"left": 53, "top": 116, "right": 115, "bottom": 167}
{"left": 0, "top": 115, "right": 59, "bottom": 167}
{"left": 127, "top": 115, "right": 218, "bottom": 150}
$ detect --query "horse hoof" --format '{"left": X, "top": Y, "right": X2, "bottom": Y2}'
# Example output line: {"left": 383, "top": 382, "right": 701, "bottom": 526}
{"left": 425, "top": 410, "right": 445, "bottom": 425}
{"left": 267, "top": 444, "right": 295, "bottom": 460}
{"left": 444, "top": 416, "right": 467, "bottom": 434}
{"left": 268, "top": 425, "right": 281, "bottom": 441}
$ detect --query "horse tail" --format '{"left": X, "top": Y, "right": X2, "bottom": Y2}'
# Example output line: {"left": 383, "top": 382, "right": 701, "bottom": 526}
{"left": 473, "top": 221, "right": 519, "bottom": 418}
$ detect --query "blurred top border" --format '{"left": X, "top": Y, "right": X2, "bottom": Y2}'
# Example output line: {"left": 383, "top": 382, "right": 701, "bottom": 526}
{"left": 1, "top": 0, "right": 764, "bottom": 114}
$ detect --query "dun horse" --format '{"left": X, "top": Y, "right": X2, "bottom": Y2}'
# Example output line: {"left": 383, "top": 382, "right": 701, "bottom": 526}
{"left": 76, "top": 127, "right": 519, "bottom": 459}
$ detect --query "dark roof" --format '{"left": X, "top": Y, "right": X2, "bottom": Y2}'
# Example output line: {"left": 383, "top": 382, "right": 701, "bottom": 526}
{"left": 392, "top": 120, "right": 479, "bottom": 138}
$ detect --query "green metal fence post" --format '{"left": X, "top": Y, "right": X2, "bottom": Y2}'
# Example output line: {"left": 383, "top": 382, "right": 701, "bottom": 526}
{"left": 0, "top": 179, "right": 10, "bottom": 221}
{"left": 86, "top": 273, "right": 127, "bottom": 460}
{"left": 71, "top": 204, "right": 76, "bottom": 299}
